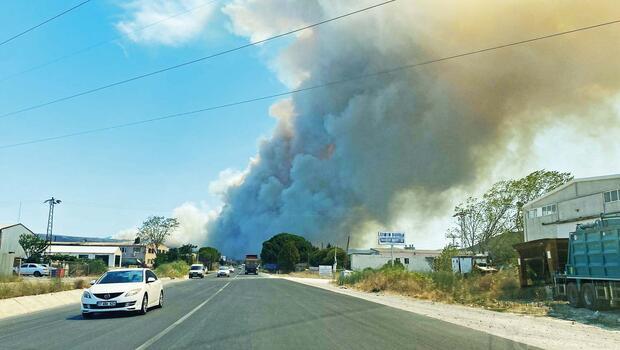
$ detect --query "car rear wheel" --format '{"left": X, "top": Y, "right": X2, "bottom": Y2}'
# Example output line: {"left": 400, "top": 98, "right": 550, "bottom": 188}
{"left": 567, "top": 283, "right": 582, "bottom": 308}
{"left": 139, "top": 294, "right": 148, "bottom": 315}
{"left": 33, "top": 271, "right": 41, "bottom": 277}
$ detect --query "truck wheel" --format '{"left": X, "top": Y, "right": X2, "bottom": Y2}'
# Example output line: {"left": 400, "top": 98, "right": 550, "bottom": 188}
{"left": 567, "top": 283, "right": 582, "bottom": 308}
{"left": 582, "top": 283, "right": 609, "bottom": 310}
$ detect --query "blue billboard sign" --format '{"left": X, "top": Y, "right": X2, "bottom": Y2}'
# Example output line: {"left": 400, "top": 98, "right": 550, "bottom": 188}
{"left": 378, "top": 232, "right": 405, "bottom": 245}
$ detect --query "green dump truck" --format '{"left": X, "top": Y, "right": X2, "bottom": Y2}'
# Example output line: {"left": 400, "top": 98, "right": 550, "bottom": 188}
{"left": 554, "top": 213, "right": 620, "bottom": 310}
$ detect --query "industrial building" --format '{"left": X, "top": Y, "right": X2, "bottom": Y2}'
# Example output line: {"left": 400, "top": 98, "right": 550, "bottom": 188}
{"left": 515, "top": 174, "right": 620, "bottom": 286}
{"left": 46, "top": 245, "right": 123, "bottom": 268}
{"left": 0, "top": 223, "right": 33, "bottom": 276}
{"left": 522, "top": 174, "right": 620, "bottom": 241}
{"left": 348, "top": 247, "right": 441, "bottom": 272}
{"left": 47, "top": 238, "right": 168, "bottom": 267}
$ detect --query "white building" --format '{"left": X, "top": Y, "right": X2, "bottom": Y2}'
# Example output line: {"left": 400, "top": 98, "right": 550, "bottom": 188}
{"left": 349, "top": 248, "right": 441, "bottom": 272}
{"left": 522, "top": 174, "right": 620, "bottom": 241}
{"left": 46, "top": 245, "right": 122, "bottom": 268}
{"left": 0, "top": 223, "right": 33, "bottom": 276}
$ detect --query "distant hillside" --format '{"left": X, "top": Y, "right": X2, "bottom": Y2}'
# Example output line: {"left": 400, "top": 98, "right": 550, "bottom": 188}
{"left": 36, "top": 233, "right": 123, "bottom": 243}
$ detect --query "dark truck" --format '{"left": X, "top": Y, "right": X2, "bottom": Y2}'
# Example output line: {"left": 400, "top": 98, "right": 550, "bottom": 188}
{"left": 244, "top": 254, "right": 259, "bottom": 275}
{"left": 554, "top": 213, "right": 620, "bottom": 310}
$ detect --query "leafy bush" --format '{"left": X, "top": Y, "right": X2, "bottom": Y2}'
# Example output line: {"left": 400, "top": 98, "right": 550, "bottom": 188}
{"left": 155, "top": 260, "right": 190, "bottom": 278}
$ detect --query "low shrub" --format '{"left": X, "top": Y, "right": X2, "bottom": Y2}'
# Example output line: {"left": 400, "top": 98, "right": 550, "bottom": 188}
{"left": 155, "top": 260, "right": 190, "bottom": 278}
{"left": 339, "top": 266, "right": 545, "bottom": 313}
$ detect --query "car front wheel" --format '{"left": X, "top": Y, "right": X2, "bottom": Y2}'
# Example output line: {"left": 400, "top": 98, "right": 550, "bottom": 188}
{"left": 139, "top": 294, "right": 148, "bottom": 315}
{"left": 158, "top": 291, "right": 164, "bottom": 308}
{"left": 82, "top": 312, "right": 92, "bottom": 319}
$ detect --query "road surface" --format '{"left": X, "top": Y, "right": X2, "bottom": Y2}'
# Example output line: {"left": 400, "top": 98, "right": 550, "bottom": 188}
{"left": 0, "top": 272, "right": 534, "bottom": 349}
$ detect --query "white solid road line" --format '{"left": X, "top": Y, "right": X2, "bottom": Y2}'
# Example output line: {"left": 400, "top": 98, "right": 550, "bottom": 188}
{"left": 135, "top": 281, "right": 231, "bottom": 350}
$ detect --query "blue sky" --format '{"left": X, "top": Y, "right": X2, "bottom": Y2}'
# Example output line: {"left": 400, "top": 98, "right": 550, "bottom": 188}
{"left": 0, "top": 0, "right": 283, "bottom": 237}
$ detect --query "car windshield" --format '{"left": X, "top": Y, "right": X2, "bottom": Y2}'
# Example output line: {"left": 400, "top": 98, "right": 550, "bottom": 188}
{"left": 219, "top": 266, "right": 228, "bottom": 270}
{"left": 191, "top": 266, "right": 203, "bottom": 270}
{"left": 98, "top": 270, "right": 143, "bottom": 284}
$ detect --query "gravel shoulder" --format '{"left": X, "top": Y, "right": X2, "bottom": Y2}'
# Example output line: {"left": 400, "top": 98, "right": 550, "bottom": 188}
{"left": 279, "top": 276, "right": 620, "bottom": 350}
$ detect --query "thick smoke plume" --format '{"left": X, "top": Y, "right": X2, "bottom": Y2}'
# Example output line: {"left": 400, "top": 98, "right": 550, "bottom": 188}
{"left": 207, "top": 0, "right": 620, "bottom": 256}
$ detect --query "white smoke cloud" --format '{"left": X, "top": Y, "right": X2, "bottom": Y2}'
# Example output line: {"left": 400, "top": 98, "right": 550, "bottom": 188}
{"left": 116, "top": 0, "right": 217, "bottom": 46}
{"left": 203, "top": 0, "right": 620, "bottom": 256}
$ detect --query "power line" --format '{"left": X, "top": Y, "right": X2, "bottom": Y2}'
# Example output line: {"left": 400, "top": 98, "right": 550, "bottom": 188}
{"left": 0, "top": 0, "right": 221, "bottom": 83}
{"left": 1, "top": 17, "right": 618, "bottom": 150}
{"left": 0, "top": 0, "right": 93, "bottom": 47}
{"left": 0, "top": 0, "right": 396, "bottom": 120}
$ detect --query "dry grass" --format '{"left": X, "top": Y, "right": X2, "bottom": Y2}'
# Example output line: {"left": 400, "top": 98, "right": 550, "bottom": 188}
{"left": 339, "top": 266, "right": 550, "bottom": 315}
{"left": 0, "top": 277, "right": 91, "bottom": 299}
{"left": 287, "top": 271, "right": 332, "bottom": 279}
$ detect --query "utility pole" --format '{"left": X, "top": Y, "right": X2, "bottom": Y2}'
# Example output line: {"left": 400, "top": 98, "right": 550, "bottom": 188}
{"left": 44, "top": 197, "right": 61, "bottom": 261}
{"left": 453, "top": 210, "right": 467, "bottom": 249}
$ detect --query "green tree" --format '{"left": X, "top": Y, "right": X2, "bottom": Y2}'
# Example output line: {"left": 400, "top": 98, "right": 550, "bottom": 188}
{"left": 198, "top": 247, "right": 221, "bottom": 269}
{"left": 178, "top": 244, "right": 197, "bottom": 264}
{"left": 310, "top": 247, "right": 348, "bottom": 268}
{"left": 433, "top": 245, "right": 459, "bottom": 272}
{"left": 137, "top": 216, "right": 179, "bottom": 250}
{"left": 18, "top": 234, "right": 48, "bottom": 261}
{"left": 260, "top": 233, "right": 314, "bottom": 264}
{"left": 277, "top": 241, "right": 300, "bottom": 273}
{"left": 451, "top": 170, "right": 572, "bottom": 253}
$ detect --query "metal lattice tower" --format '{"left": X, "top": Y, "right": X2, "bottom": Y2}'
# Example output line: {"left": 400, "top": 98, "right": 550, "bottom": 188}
{"left": 44, "top": 197, "right": 61, "bottom": 245}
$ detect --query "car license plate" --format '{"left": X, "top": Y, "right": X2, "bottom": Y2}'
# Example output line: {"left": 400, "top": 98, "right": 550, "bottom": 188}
{"left": 97, "top": 301, "right": 116, "bottom": 307}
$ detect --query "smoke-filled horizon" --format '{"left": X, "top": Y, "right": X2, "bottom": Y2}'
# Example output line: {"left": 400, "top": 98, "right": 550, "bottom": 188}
{"left": 203, "top": 0, "right": 620, "bottom": 256}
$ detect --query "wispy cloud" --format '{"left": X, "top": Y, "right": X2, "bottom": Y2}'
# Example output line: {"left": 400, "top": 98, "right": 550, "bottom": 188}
{"left": 115, "top": 0, "right": 218, "bottom": 46}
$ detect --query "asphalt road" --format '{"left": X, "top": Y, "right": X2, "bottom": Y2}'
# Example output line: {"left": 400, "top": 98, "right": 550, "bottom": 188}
{"left": 0, "top": 272, "right": 534, "bottom": 350}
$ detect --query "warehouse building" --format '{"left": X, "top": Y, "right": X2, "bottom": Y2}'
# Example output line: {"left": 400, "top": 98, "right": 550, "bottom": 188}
{"left": 46, "top": 245, "right": 123, "bottom": 268}
{"left": 348, "top": 247, "right": 441, "bottom": 272}
{"left": 515, "top": 174, "right": 620, "bottom": 286}
{"left": 522, "top": 174, "right": 620, "bottom": 241}
{"left": 0, "top": 223, "right": 33, "bottom": 276}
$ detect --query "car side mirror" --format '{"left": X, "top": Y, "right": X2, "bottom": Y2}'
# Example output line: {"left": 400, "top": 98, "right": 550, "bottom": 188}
{"left": 147, "top": 277, "right": 156, "bottom": 283}
{"left": 90, "top": 280, "right": 96, "bottom": 285}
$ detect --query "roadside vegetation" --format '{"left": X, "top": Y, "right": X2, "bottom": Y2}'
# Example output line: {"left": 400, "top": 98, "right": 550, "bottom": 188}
{"left": 0, "top": 277, "right": 90, "bottom": 300}
{"left": 154, "top": 260, "right": 190, "bottom": 278}
{"left": 338, "top": 262, "right": 549, "bottom": 315}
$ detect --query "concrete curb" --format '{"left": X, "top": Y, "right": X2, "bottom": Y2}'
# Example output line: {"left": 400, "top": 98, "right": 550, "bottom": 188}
{"left": 0, "top": 277, "right": 188, "bottom": 320}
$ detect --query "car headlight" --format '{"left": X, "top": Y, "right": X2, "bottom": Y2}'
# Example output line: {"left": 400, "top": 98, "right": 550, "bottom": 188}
{"left": 125, "top": 288, "right": 142, "bottom": 297}
{"left": 82, "top": 291, "right": 92, "bottom": 299}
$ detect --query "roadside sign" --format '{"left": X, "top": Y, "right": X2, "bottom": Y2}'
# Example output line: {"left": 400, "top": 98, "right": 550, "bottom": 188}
{"left": 318, "top": 265, "right": 333, "bottom": 276}
{"left": 378, "top": 232, "right": 405, "bottom": 245}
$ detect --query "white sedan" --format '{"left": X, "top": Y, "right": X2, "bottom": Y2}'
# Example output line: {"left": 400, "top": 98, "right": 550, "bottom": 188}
{"left": 81, "top": 268, "right": 163, "bottom": 318}
{"left": 217, "top": 266, "right": 230, "bottom": 277}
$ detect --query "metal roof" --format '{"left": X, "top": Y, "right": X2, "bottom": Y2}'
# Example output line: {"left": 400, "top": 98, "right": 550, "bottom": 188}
{"left": 46, "top": 245, "right": 121, "bottom": 255}
{"left": 0, "top": 223, "right": 35, "bottom": 234}
{"left": 523, "top": 173, "right": 620, "bottom": 208}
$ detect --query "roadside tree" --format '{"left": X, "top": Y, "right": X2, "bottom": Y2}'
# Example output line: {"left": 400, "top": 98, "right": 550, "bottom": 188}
{"left": 18, "top": 234, "right": 49, "bottom": 262}
{"left": 277, "top": 241, "right": 300, "bottom": 273}
{"left": 137, "top": 216, "right": 179, "bottom": 251}
{"left": 198, "top": 246, "right": 221, "bottom": 269}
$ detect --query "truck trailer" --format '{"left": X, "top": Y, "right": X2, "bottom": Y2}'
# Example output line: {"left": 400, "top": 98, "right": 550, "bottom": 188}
{"left": 244, "top": 254, "right": 259, "bottom": 275}
{"left": 554, "top": 213, "right": 620, "bottom": 310}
